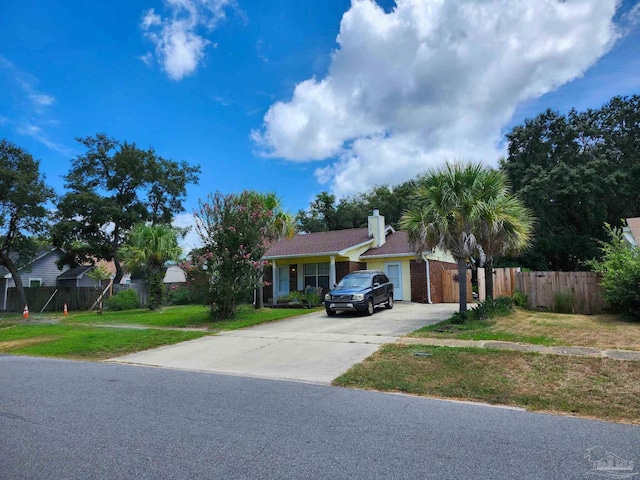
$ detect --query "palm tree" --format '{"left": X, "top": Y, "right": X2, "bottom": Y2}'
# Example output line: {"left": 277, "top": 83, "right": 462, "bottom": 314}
{"left": 400, "top": 162, "right": 507, "bottom": 312}
{"left": 119, "top": 223, "right": 182, "bottom": 310}
{"left": 251, "top": 192, "right": 296, "bottom": 309}
{"left": 477, "top": 192, "right": 534, "bottom": 299}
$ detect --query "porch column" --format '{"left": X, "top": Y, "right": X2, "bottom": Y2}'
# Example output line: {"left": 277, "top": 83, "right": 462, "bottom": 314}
{"left": 329, "top": 256, "right": 336, "bottom": 289}
{"left": 272, "top": 260, "right": 278, "bottom": 303}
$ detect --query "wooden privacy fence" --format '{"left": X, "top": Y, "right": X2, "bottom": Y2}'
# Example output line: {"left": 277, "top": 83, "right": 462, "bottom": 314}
{"left": 515, "top": 271, "right": 606, "bottom": 314}
{"left": 113, "top": 283, "right": 148, "bottom": 308}
{"left": 6, "top": 287, "right": 103, "bottom": 313}
{"left": 442, "top": 269, "right": 473, "bottom": 303}
{"left": 477, "top": 268, "right": 519, "bottom": 301}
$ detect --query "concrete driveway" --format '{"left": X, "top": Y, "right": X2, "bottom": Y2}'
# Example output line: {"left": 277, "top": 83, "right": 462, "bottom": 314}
{"left": 109, "top": 302, "right": 457, "bottom": 384}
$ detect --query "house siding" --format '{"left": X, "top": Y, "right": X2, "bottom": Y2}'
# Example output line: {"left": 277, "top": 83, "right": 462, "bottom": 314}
{"left": 77, "top": 275, "right": 101, "bottom": 288}
{"left": 6, "top": 250, "right": 68, "bottom": 289}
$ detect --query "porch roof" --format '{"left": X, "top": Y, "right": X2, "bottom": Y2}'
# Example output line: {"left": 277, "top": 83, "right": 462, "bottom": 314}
{"left": 57, "top": 265, "right": 93, "bottom": 280}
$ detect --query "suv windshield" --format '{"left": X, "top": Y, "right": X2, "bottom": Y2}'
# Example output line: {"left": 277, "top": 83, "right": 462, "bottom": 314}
{"left": 337, "top": 275, "right": 371, "bottom": 289}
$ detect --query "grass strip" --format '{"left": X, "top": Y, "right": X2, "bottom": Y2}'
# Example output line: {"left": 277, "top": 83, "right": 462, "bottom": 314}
{"left": 0, "top": 324, "right": 206, "bottom": 360}
{"left": 413, "top": 319, "right": 558, "bottom": 346}
{"left": 62, "top": 304, "right": 320, "bottom": 330}
{"left": 333, "top": 344, "right": 640, "bottom": 424}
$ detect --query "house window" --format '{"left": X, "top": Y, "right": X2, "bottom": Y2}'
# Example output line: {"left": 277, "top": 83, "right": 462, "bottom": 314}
{"left": 29, "top": 278, "right": 42, "bottom": 288}
{"left": 303, "top": 263, "right": 330, "bottom": 290}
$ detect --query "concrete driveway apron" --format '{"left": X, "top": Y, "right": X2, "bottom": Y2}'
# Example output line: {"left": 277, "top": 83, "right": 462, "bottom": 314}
{"left": 109, "top": 302, "right": 457, "bottom": 384}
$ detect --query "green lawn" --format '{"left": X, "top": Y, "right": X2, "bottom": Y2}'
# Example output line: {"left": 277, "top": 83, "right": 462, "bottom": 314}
{"left": 0, "top": 324, "right": 205, "bottom": 360}
{"left": 206, "top": 305, "right": 322, "bottom": 331}
{"left": 64, "top": 305, "right": 212, "bottom": 328}
{"left": 63, "top": 304, "right": 320, "bottom": 330}
{"left": 334, "top": 344, "right": 640, "bottom": 424}
{"left": 0, "top": 304, "right": 320, "bottom": 360}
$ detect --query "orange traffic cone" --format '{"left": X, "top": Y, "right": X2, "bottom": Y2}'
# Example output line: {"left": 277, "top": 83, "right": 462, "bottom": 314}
{"left": 63, "top": 303, "right": 68, "bottom": 316}
{"left": 23, "top": 305, "right": 29, "bottom": 319}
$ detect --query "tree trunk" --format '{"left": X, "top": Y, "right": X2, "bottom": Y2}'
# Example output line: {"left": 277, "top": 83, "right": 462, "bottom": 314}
{"left": 255, "top": 273, "right": 264, "bottom": 310}
{"left": 147, "top": 267, "right": 164, "bottom": 310}
{"left": 0, "top": 251, "right": 27, "bottom": 309}
{"left": 113, "top": 256, "right": 124, "bottom": 284}
{"left": 485, "top": 261, "right": 494, "bottom": 301}
{"left": 458, "top": 258, "right": 467, "bottom": 312}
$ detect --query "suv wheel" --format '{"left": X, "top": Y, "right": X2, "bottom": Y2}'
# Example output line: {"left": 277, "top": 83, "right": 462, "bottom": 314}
{"left": 326, "top": 308, "right": 336, "bottom": 317}
{"left": 386, "top": 295, "right": 393, "bottom": 309}
{"left": 365, "top": 298, "right": 374, "bottom": 316}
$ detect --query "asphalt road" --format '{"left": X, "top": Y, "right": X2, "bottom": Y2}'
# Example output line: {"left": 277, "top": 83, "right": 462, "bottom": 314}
{"left": 2, "top": 356, "right": 639, "bottom": 480}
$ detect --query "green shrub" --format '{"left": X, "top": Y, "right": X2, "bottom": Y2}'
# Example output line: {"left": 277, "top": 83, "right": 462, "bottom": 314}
{"left": 276, "top": 291, "right": 321, "bottom": 307}
{"left": 106, "top": 289, "right": 140, "bottom": 311}
{"left": 451, "top": 296, "right": 514, "bottom": 323}
{"left": 553, "top": 291, "right": 576, "bottom": 314}
{"left": 168, "top": 286, "right": 192, "bottom": 305}
{"left": 512, "top": 291, "right": 528, "bottom": 308}
{"left": 492, "top": 296, "right": 514, "bottom": 314}
{"left": 450, "top": 311, "right": 469, "bottom": 324}
{"left": 587, "top": 223, "right": 640, "bottom": 319}
{"left": 303, "top": 292, "right": 322, "bottom": 307}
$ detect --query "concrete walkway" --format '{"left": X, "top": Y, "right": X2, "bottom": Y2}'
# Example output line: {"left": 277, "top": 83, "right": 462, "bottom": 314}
{"left": 399, "top": 337, "right": 640, "bottom": 361}
{"left": 109, "top": 302, "right": 458, "bottom": 384}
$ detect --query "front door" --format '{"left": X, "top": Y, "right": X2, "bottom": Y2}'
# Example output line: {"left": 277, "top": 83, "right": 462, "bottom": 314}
{"left": 277, "top": 266, "right": 290, "bottom": 297}
{"left": 386, "top": 263, "right": 403, "bottom": 300}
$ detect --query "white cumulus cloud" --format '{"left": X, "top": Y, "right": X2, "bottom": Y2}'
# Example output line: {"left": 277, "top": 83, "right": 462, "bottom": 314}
{"left": 141, "top": 0, "right": 231, "bottom": 80}
{"left": 253, "top": 0, "right": 624, "bottom": 197}
{"left": 172, "top": 212, "right": 202, "bottom": 253}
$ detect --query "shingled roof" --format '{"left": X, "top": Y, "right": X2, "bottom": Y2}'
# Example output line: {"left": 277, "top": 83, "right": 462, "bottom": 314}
{"left": 360, "top": 231, "right": 416, "bottom": 257}
{"left": 57, "top": 265, "right": 93, "bottom": 280}
{"left": 264, "top": 228, "right": 373, "bottom": 258}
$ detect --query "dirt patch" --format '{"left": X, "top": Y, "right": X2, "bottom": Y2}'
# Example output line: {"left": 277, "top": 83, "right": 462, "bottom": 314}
{"left": 496, "top": 311, "right": 640, "bottom": 350}
{"left": 0, "top": 337, "right": 56, "bottom": 351}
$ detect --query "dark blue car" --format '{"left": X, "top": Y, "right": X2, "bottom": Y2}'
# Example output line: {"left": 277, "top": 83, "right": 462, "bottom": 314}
{"left": 324, "top": 270, "right": 394, "bottom": 316}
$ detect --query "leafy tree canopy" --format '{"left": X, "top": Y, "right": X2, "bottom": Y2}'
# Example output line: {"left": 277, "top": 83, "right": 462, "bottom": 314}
{"left": 0, "top": 139, "right": 56, "bottom": 307}
{"left": 296, "top": 180, "right": 418, "bottom": 233}
{"left": 501, "top": 95, "right": 640, "bottom": 271}
{"left": 52, "top": 133, "right": 200, "bottom": 282}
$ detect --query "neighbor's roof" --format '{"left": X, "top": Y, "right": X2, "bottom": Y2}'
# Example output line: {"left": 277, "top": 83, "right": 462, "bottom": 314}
{"left": 57, "top": 265, "right": 93, "bottom": 280}
{"left": 360, "top": 231, "right": 416, "bottom": 258}
{"left": 626, "top": 217, "right": 640, "bottom": 246}
{"left": 264, "top": 228, "right": 373, "bottom": 258}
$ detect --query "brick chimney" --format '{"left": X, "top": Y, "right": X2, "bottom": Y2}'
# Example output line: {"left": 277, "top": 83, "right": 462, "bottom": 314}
{"left": 368, "top": 209, "right": 386, "bottom": 247}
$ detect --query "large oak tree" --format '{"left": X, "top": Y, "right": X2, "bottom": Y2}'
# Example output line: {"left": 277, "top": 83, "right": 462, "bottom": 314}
{"left": 501, "top": 95, "right": 640, "bottom": 270}
{"left": 52, "top": 133, "right": 200, "bottom": 283}
{"left": 0, "top": 139, "right": 56, "bottom": 308}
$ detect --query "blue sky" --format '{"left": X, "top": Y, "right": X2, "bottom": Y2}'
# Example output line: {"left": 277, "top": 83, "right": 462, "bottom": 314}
{"left": 1, "top": 0, "right": 639, "bottom": 244}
